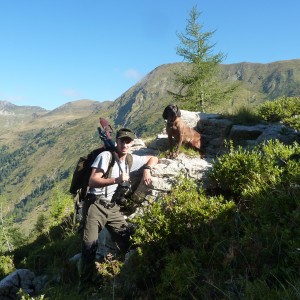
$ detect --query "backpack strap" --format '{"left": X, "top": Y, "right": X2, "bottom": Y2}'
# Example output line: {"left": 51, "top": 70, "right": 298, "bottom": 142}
{"left": 126, "top": 153, "right": 133, "bottom": 171}
{"left": 106, "top": 151, "right": 133, "bottom": 178}
{"left": 103, "top": 151, "right": 133, "bottom": 198}
{"left": 104, "top": 150, "right": 115, "bottom": 179}
{"left": 104, "top": 151, "right": 133, "bottom": 197}
{"left": 104, "top": 151, "right": 115, "bottom": 198}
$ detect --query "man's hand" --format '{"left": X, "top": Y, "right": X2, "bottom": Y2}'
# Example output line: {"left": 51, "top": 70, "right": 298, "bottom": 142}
{"left": 116, "top": 172, "right": 130, "bottom": 184}
{"left": 142, "top": 169, "right": 152, "bottom": 186}
{"left": 141, "top": 156, "right": 158, "bottom": 186}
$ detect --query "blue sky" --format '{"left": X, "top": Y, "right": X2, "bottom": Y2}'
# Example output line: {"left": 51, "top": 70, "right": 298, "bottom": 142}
{"left": 0, "top": 0, "right": 299, "bottom": 110}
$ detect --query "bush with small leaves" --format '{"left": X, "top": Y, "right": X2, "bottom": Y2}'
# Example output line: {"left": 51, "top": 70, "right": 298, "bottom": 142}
{"left": 209, "top": 140, "right": 300, "bottom": 202}
{"left": 0, "top": 255, "right": 15, "bottom": 279}
{"left": 257, "top": 96, "right": 300, "bottom": 131}
{"left": 128, "top": 176, "right": 236, "bottom": 299}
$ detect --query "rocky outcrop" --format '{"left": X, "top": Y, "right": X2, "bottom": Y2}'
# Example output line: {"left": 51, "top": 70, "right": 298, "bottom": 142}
{"left": 0, "top": 269, "right": 47, "bottom": 300}
{"left": 197, "top": 112, "right": 299, "bottom": 156}
{"left": 151, "top": 110, "right": 300, "bottom": 157}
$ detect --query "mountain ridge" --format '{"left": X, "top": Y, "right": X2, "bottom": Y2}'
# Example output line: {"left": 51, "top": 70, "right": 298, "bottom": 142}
{"left": 3, "top": 58, "right": 300, "bottom": 111}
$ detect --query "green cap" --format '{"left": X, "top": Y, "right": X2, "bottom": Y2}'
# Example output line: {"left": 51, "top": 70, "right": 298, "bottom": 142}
{"left": 116, "top": 128, "right": 135, "bottom": 141}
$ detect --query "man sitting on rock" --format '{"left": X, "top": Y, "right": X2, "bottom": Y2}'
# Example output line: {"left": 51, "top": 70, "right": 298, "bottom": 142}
{"left": 79, "top": 128, "right": 158, "bottom": 292}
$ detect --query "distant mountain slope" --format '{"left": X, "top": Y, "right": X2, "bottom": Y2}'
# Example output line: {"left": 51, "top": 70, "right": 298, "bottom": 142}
{"left": 0, "top": 100, "right": 48, "bottom": 133}
{"left": 219, "top": 59, "right": 300, "bottom": 106}
{"left": 0, "top": 99, "right": 112, "bottom": 134}
{"left": 0, "top": 100, "right": 113, "bottom": 151}
{"left": 17, "top": 99, "right": 113, "bottom": 131}
{"left": 45, "top": 99, "right": 107, "bottom": 116}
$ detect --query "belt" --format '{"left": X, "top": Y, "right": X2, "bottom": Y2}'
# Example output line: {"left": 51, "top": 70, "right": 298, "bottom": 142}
{"left": 86, "top": 194, "right": 115, "bottom": 209}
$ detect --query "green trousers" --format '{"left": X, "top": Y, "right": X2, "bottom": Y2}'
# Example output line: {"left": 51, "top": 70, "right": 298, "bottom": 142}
{"left": 79, "top": 196, "right": 130, "bottom": 287}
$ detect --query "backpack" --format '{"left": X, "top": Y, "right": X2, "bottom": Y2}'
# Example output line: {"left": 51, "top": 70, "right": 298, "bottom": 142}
{"left": 69, "top": 148, "right": 133, "bottom": 196}
{"left": 69, "top": 147, "right": 103, "bottom": 196}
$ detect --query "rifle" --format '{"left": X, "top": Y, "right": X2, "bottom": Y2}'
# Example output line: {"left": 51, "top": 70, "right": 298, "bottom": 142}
{"left": 98, "top": 117, "right": 115, "bottom": 150}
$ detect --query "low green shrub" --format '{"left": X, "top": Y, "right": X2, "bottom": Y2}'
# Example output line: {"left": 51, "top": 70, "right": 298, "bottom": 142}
{"left": 0, "top": 255, "right": 15, "bottom": 279}
{"left": 244, "top": 276, "right": 300, "bottom": 299}
{"left": 257, "top": 96, "right": 300, "bottom": 131}
{"left": 49, "top": 188, "right": 74, "bottom": 226}
{"left": 209, "top": 140, "right": 300, "bottom": 202}
{"left": 124, "top": 176, "right": 237, "bottom": 299}
{"left": 18, "top": 289, "right": 45, "bottom": 300}
{"left": 208, "top": 139, "right": 300, "bottom": 294}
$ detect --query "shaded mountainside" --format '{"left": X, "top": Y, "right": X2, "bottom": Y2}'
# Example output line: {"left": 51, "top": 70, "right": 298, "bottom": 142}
{"left": 0, "top": 59, "right": 300, "bottom": 233}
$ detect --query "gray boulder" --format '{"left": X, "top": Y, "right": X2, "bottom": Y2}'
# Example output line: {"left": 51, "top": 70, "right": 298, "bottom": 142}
{"left": 0, "top": 269, "right": 47, "bottom": 299}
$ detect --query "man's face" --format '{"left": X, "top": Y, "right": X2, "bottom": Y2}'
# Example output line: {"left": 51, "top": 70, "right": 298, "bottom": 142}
{"left": 116, "top": 137, "right": 133, "bottom": 155}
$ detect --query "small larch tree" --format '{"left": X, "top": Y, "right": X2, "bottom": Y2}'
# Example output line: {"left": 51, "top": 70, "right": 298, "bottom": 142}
{"left": 170, "top": 6, "right": 237, "bottom": 112}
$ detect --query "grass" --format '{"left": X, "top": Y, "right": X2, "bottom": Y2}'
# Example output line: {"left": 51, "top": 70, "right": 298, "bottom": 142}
{"left": 223, "top": 104, "right": 263, "bottom": 125}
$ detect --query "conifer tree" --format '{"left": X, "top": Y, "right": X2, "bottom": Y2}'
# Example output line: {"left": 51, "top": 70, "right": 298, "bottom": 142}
{"left": 170, "top": 6, "right": 237, "bottom": 112}
{"left": 0, "top": 196, "right": 24, "bottom": 253}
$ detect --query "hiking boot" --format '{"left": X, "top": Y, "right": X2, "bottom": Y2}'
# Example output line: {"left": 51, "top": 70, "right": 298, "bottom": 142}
{"left": 78, "top": 257, "right": 96, "bottom": 293}
{"left": 78, "top": 280, "right": 98, "bottom": 295}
